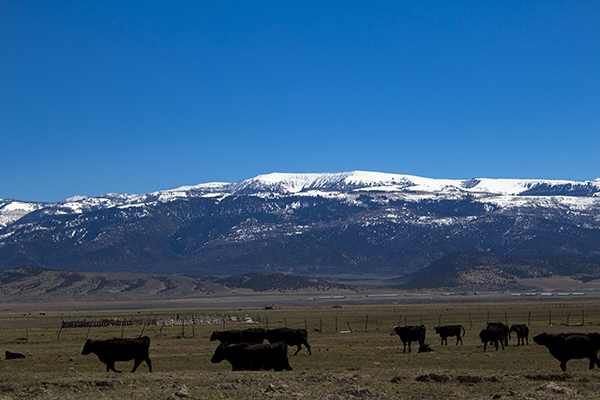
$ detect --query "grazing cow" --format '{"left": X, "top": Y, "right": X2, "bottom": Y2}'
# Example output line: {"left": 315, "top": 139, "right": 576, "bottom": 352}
{"left": 264, "top": 328, "right": 311, "bottom": 355}
{"left": 209, "top": 328, "right": 265, "bottom": 345}
{"left": 434, "top": 325, "right": 466, "bottom": 345}
{"left": 487, "top": 322, "right": 509, "bottom": 347}
{"left": 5, "top": 351, "right": 25, "bottom": 359}
{"left": 533, "top": 332, "right": 600, "bottom": 371}
{"left": 210, "top": 341, "right": 293, "bottom": 371}
{"left": 81, "top": 336, "right": 152, "bottom": 373}
{"left": 509, "top": 324, "right": 530, "bottom": 346}
{"left": 479, "top": 326, "right": 505, "bottom": 351}
{"left": 390, "top": 325, "right": 426, "bottom": 353}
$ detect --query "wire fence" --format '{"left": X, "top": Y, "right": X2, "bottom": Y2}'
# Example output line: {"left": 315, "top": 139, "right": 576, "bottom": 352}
{"left": 3, "top": 299, "right": 599, "bottom": 344}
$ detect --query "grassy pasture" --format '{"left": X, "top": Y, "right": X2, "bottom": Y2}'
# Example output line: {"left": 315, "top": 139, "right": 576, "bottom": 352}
{"left": 1, "top": 299, "right": 600, "bottom": 399}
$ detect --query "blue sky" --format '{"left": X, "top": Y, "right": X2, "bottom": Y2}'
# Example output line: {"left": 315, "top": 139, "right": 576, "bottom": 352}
{"left": 2, "top": 1, "right": 599, "bottom": 202}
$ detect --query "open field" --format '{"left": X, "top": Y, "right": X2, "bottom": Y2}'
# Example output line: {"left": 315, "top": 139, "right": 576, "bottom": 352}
{"left": 2, "top": 297, "right": 600, "bottom": 399}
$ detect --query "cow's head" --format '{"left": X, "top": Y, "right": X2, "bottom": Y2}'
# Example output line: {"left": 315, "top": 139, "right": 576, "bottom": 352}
{"left": 210, "top": 344, "right": 226, "bottom": 363}
{"left": 209, "top": 331, "right": 219, "bottom": 341}
{"left": 434, "top": 326, "right": 441, "bottom": 334}
{"left": 533, "top": 333, "right": 549, "bottom": 346}
{"left": 390, "top": 326, "right": 399, "bottom": 336}
{"left": 81, "top": 339, "right": 93, "bottom": 355}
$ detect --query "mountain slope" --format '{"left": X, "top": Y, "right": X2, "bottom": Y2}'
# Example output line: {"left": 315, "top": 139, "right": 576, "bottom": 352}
{"left": 1, "top": 171, "right": 600, "bottom": 277}
{"left": 0, "top": 266, "right": 355, "bottom": 303}
{"left": 400, "top": 251, "right": 600, "bottom": 290}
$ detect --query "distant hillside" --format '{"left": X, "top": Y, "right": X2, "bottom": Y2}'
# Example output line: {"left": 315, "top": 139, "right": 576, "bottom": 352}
{"left": 399, "top": 251, "right": 600, "bottom": 290}
{"left": 0, "top": 266, "right": 356, "bottom": 303}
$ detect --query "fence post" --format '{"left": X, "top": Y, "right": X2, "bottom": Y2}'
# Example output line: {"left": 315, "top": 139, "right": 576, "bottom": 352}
{"left": 438, "top": 314, "right": 442, "bottom": 327}
{"left": 528, "top": 311, "right": 531, "bottom": 326}
{"left": 549, "top": 310, "right": 552, "bottom": 325}
{"left": 505, "top": 311, "right": 508, "bottom": 326}
{"left": 469, "top": 313, "right": 473, "bottom": 328}
{"left": 346, "top": 321, "right": 352, "bottom": 332}
{"left": 266, "top": 316, "right": 269, "bottom": 330}
{"left": 365, "top": 315, "right": 368, "bottom": 332}
{"left": 284, "top": 318, "right": 287, "bottom": 328}
{"left": 305, "top": 318, "right": 307, "bottom": 330}
{"left": 335, "top": 317, "right": 338, "bottom": 333}
{"left": 140, "top": 324, "right": 146, "bottom": 337}
{"left": 121, "top": 325, "right": 125, "bottom": 338}
{"left": 86, "top": 326, "right": 91, "bottom": 341}
{"left": 57, "top": 326, "right": 63, "bottom": 341}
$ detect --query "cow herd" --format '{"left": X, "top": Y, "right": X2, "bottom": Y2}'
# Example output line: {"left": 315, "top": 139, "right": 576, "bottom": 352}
{"left": 77, "top": 322, "right": 600, "bottom": 374}
{"left": 209, "top": 327, "right": 311, "bottom": 371}
{"left": 79, "top": 327, "right": 311, "bottom": 373}
{"left": 390, "top": 322, "right": 600, "bottom": 373}
{"left": 389, "top": 322, "right": 527, "bottom": 353}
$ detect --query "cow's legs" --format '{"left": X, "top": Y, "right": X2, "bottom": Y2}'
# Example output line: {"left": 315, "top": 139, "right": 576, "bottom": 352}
{"left": 145, "top": 356, "right": 153, "bottom": 372}
{"left": 560, "top": 360, "right": 568, "bottom": 371}
{"left": 303, "top": 340, "right": 312, "bottom": 355}
{"left": 293, "top": 345, "right": 301, "bottom": 356}
{"left": 108, "top": 362, "right": 121, "bottom": 373}
{"left": 131, "top": 358, "right": 142, "bottom": 373}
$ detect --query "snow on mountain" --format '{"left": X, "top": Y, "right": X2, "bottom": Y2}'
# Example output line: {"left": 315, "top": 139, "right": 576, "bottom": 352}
{"left": 1, "top": 172, "right": 599, "bottom": 229}
{"left": 0, "top": 200, "right": 45, "bottom": 228}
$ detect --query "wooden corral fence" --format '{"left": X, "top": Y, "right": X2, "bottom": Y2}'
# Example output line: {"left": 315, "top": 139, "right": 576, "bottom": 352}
{"left": 61, "top": 317, "right": 137, "bottom": 328}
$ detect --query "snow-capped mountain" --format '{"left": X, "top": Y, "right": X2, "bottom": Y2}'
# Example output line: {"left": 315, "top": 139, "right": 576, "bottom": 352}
{"left": 1, "top": 171, "right": 600, "bottom": 277}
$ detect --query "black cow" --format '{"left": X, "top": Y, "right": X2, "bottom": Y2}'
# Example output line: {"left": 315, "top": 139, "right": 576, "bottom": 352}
{"left": 5, "top": 351, "right": 25, "bottom": 359}
{"left": 264, "top": 328, "right": 311, "bottom": 355}
{"left": 509, "top": 324, "right": 529, "bottom": 346}
{"left": 390, "top": 325, "right": 426, "bottom": 353}
{"left": 434, "top": 325, "right": 466, "bottom": 345}
{"left": 210, "top": 341, "right": 293, "bottom": 371}
{"left": 479, "top": 326, "right": 505, "bottom": 351}
{"left": 418, "top": 343, "right": 434, "bottom": 353}
{"left": 533, "top": 332, "right": 600, "bottom": 371}
{"left": 81, "top": 336, "right": 152, "bottom": 373}
{"left": 487, "top": 322, "right": 509, "bottom": 347}
{"left": 209, "top": 328, "right": 265, "bottom": 345}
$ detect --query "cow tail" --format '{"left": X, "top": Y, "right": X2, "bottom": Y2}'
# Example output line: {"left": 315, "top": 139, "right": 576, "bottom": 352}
{"left": 460, "top": 325, "right": 466, "bottom": 337}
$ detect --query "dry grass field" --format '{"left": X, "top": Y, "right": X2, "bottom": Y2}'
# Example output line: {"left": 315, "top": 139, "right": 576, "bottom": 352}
{"left": 1, "top": 296, "right": 600, "bottom": 399}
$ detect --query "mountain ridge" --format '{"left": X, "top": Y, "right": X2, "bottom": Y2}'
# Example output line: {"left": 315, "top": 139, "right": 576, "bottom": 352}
{"left": 1, "top": 171, "right": 600, "bottom": 278}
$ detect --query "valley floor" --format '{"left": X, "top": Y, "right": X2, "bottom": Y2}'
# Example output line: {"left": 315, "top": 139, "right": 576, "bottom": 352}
{"left": 1, "top": 298, "right": 600, "bottom": 399}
